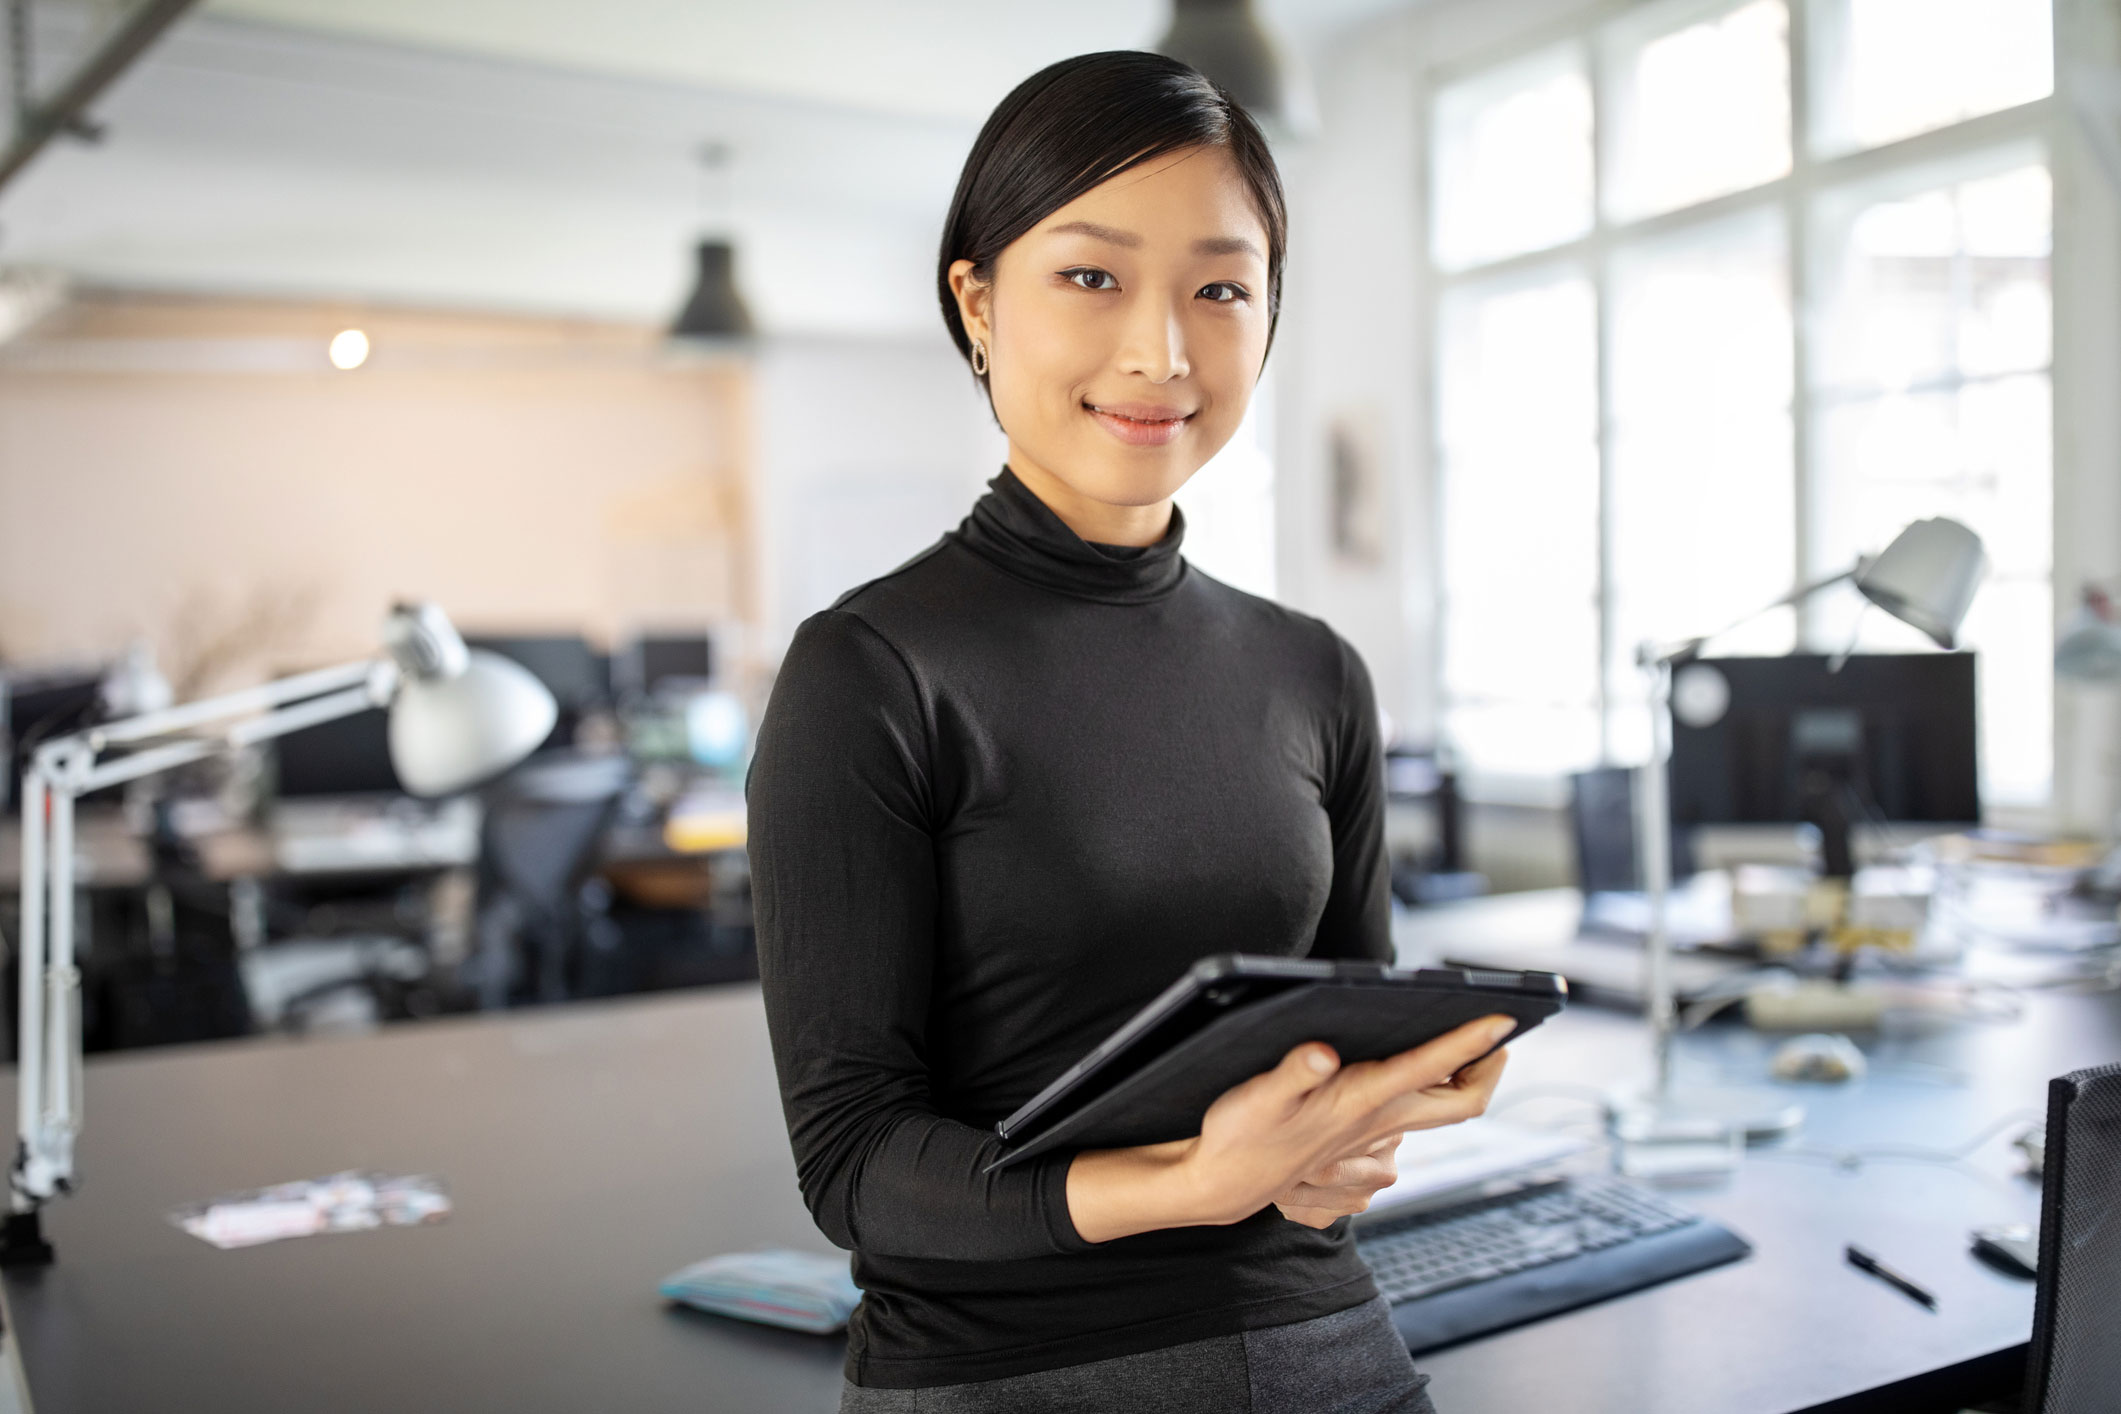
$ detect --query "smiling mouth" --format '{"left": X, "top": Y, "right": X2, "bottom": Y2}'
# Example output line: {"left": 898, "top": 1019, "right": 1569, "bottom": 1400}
{"left": 1084, "top": 401, "right": 1194, "bottom": 447}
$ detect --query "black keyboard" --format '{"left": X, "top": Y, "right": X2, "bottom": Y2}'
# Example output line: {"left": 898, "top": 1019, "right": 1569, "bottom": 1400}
{"left": 1355, "top": 1174, "right": 1751, "bottom": 1353}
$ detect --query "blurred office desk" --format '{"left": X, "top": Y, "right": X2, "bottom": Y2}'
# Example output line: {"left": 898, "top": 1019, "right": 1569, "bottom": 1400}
{"left": 1397, "top": 889, "right": 2121, "bottom": 1412}
{"left": 0, "top": 988, "right": 847, "bottom": 1414}
{"left": 4, "top": 897, "right": 2116, "bottom": 1413}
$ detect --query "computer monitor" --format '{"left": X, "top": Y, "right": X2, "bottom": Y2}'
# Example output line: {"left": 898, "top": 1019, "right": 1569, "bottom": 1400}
{"left": 1667, "top": 652, "right": 1980, "bottom": 875}
{"left": 4, "top": 671, "right": 106, "bottom": 812}
{"left": 623, "top": 634, "right": 714, "bottom": 697}
{"left": 272, "top": 706, "right": 402, "bottom": 798}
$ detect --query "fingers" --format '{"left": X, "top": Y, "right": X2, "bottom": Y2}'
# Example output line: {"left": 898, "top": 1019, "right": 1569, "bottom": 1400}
{"left": 1259, "top": 1042, "right": 1342, "bottom": 1102}
{"left": 1339, "top": 1014, "right": 1516, "bottom": 1115}
{"left": 1275, "top": 1200, "right": 1354, "bottom": 1229}
{"left": 1295, "top": 1152, "right": 1397, "bottom": 1192}
{"left": 1369, "top": 1045, "right": 1509, "bottom": 1136}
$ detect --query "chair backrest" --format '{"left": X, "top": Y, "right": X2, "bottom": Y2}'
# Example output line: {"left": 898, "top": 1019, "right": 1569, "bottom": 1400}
{"left": 2024, "top": 1061, "right": 2121, "bottom": 1413}
{"left": 479, "top": 752, "right": 632, "bottom": 913}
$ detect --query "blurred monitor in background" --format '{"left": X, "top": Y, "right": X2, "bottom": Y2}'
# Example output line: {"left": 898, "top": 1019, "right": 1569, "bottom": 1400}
{"left": 1668, "top": 653, "right": 1980, "bottom": 876}
{"left": 3, "top": 670, "right": 108, "bottom": 811}
{"left": 617, "top": 634, "right": 714, "bottom": 700}
{"left": 271, "top": 707, "right": 402, "bottom": 799}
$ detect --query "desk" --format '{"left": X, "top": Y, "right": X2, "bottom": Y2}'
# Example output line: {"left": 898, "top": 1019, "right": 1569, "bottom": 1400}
{"left": 3, "top": 892, "right": 2116, "bottom": 1413}
{"left": 1397, "top": 890, "right": 2121, "bottom": 1412}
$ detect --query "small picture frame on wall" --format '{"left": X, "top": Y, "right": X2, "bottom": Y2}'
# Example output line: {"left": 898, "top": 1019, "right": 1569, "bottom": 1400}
{"left": 1328, "top": 408, "right": 1385, "bottom": 567}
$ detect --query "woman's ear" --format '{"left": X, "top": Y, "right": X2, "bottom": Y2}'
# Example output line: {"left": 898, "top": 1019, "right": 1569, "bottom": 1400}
{"left": 948, "top": 258, "right": 991, "bottom": 346}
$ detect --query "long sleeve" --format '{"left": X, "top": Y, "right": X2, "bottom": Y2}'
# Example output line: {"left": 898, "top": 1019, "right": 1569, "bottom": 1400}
{"left": 1308, "top": 635, "right": 1393, "bottom": 963}
{"left": 746, "top": 609, "right": 1091, "bottom": 1262}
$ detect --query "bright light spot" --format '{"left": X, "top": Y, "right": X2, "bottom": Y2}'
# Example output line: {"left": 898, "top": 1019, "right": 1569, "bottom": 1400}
{"left": 328, "top": 329, "right": 370, "bottom": 370}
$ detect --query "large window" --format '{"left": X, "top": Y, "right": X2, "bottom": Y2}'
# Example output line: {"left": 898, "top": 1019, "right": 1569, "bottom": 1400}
{"left": 1430, "top": 0, "right": 2056, "bottom": 805}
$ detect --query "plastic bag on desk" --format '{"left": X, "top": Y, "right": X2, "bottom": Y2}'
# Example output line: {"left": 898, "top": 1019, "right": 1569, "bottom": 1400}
{"left": 170, "top": 1170, "right": 451, "bottom": 1250}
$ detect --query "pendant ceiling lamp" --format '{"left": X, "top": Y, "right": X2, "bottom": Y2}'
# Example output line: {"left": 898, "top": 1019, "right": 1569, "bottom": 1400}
{"left": 671, "top": 239, "right": 755, "bottom": 341}
{"left": 671, "top": 142, "right": 755, "bottom": 342}
{"left": 1155, "top": 0, "right": 1298, "bottom": 133}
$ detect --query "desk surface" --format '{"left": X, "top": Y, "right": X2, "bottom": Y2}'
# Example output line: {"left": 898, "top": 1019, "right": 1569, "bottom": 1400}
{"left": 5, "top": 889, "right": 2117, "bottom": 1414}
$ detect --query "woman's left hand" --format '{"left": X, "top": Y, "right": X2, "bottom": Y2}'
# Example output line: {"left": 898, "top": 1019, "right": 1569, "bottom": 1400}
{"left": 1272, "top": 1131, "right": 1404, "bottom": 1229}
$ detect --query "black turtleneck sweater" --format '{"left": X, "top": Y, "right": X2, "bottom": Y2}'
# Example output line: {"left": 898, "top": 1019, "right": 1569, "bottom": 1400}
{"left": 746, "top": 467, "right": 1391, "bottom": 1388}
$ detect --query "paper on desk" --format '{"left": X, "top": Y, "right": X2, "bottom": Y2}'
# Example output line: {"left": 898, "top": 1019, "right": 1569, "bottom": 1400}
{"left": 1366, "top": 1119, "right": 1591, "bottom": 1216}
{"left": 170, "top": 1171, "right": 451, "bottom": 1250}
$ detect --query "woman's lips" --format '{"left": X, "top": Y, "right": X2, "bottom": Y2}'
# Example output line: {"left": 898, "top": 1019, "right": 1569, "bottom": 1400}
{"left": 1085, "top": 402, "right": 1193, "bottom": 447}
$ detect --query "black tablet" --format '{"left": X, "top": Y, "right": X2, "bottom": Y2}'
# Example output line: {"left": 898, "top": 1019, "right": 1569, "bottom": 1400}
{"left": 985, "top": 955, "right": 1565, "bottom": 1172}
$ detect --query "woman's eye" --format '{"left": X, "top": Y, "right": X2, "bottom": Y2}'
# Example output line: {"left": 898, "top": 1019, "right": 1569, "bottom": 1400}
{"left": 1200, "top": 283, "right": 1248, "bottom": 303}
{"left": 1065, "top": 268, "right": 1117, "bottom": 291}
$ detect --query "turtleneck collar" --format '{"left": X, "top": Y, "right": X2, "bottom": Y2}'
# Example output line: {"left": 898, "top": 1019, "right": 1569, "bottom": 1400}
{"left": 952, "top": 465, "right": 1187, "bottom": 605}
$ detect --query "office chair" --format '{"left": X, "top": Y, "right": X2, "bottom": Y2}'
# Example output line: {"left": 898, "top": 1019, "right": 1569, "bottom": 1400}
{"left": 2022, "top": 1062, "right": 2121, "bottom": 1413}
{"left": 469, "top": 750, "right": 632, "bottom": 1007}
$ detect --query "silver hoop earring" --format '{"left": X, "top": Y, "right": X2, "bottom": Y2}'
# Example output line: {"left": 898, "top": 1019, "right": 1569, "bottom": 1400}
{"left": 970, "top": 339, "right": 988, "bottom": 376}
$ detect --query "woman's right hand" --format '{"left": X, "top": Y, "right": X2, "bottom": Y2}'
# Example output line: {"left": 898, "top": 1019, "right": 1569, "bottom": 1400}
{"left": 1182, "top": 1013, "right": 1514, "bottom": 1227}
{"left": 1066, "top": 1013, "right": 1515, "bottom": 1243}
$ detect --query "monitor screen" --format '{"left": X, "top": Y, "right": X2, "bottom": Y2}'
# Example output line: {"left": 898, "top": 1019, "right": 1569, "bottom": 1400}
{"left": 633, "top": 635, "right": 713, "bottom": 693}
{"left": 4, "top": 672, "right": 106, "bottom": 809}
{"left": 273, "top": 706, "right": 402, "bottom": 798}
{"left": 1668, "top": 653, "right": 1979, "bottom": 829}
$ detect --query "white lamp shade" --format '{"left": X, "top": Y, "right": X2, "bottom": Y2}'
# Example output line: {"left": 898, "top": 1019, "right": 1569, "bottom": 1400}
{"left": 2057, "top": 614, "right": 2121, "bottom": 682}
{"left": 1854, "top": 516, "right": 1987, "bottom": 649}
{"left": 387, "top": 649, "right": 557, "bottom": 796}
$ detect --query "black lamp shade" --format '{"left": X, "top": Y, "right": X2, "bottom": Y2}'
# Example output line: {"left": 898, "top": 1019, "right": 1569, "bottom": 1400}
{"left": 671, "top": 239, "right": 755, "bottom": 340}
{"left": 1156, "top": 0, "right": 1285, "bottom": 123}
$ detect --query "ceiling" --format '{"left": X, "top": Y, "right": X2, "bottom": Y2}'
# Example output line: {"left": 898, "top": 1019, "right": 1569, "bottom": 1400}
{"left": 0, "top": 1, "right": 1423, "bottom": 332}
{"left": 199, "top": 0, "right": 1418, "bottom": 123}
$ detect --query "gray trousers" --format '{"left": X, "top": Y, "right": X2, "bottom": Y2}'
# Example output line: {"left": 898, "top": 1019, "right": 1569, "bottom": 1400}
{"left": 838, "top": 1296, "right": 1437, "bottom": 1414}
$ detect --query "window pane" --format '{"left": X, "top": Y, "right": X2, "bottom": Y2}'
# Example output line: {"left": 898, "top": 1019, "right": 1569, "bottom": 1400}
{"left": 1602, "top": 0, "right": 1792, "bottom": 222}
{"left": 1437, "top": 269, "right": 1600, "bottom": 772}
{"left": 1809, "top": 374, "right": 2053, "bottom": 803}
{"left": 1813, "top": 157, "right": 2050, "bottom": 395}
{"left": 1175, "top": 381, "right": 1276, "bottom": 600}
{"left": 1607, "top": 210, "right": 1797, "bottom": 760}
{"left": 1809, "top": 0, "right": 2053, "bottom": 157}
{"left": 1812, "top": 376, "right": 2050, "bottom": 580}
{"left": 1432, "top": 45, "right": 1594, "bottom": 271}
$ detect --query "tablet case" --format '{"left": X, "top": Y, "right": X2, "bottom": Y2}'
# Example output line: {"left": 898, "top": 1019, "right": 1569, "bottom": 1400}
{"left": 985, "top": 972, "right": 1564, "bottom": 1172}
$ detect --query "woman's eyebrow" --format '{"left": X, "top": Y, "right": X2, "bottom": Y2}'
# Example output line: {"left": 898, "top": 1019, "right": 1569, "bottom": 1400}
{"left": 1045, "top": 219, "right": 1141, "bottom": 247}
{"left": 1044, "top": 220, "right": 1262, "bottom": 261}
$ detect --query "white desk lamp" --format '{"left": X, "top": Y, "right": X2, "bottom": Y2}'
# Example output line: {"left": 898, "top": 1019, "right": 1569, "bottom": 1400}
{"left": 4, "top": 602, "right": 556, "bottom": 1264}
{"left": 2055, "top": 584, "right": 2121, "bottom": 895}
{"left": 2055, "top": 584, "right": 2121, "bottom": 684}
{"left": 1619, "top": 517, "right": 1987, "bottom": 1149}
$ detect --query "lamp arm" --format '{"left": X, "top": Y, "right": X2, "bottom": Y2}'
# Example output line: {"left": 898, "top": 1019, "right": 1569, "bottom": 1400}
{"left": 10, "top": 661, "right": 395, "bottom": 1237}
{"left": 1642, "top": 568, "right": 1856, "bottom": 668}
{"left": 86, "top": 658, "right": 381, "bottom": 749}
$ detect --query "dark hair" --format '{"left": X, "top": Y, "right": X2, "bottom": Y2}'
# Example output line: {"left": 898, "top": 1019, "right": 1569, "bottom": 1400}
{"left": 937, "top": 50, "right": 1288, "bottom": 386}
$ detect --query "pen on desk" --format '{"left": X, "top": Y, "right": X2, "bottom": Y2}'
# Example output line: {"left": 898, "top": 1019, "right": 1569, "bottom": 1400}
{"left": 1846, "top": 1244, "right": 1937, "bottom": 1310}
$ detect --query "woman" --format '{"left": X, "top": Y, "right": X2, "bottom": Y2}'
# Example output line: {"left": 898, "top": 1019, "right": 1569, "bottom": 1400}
{"left": 748, "top": 50, "right": 1510, "bottom": 1414}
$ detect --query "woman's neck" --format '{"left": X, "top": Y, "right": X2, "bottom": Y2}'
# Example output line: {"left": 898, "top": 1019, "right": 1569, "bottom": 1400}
{"left": 1004, "top": 447, "right": 1174, "bottom": 548}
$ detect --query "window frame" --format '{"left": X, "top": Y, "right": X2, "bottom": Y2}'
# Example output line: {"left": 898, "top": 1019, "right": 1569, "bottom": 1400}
{"left": 1420, "top": 0, "right": 2063, "bottom": 807}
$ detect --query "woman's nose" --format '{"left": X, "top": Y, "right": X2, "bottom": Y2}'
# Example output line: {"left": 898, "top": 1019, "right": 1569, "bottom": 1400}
{"left": 1114, "top": 301, "right": 1190, "bottom": 384}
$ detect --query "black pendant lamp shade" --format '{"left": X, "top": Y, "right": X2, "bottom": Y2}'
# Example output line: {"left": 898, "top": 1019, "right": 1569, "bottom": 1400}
{"left": 670, "top": 239, "right": 755, "bottom": 340}
{"left": 1156, "top": 0, "right": 1287, "bottom": 125}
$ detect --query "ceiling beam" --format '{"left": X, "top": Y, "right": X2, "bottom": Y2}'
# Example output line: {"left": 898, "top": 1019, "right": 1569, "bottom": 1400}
{"left": 2, "top": 0, "right": 198, "bottom": 192}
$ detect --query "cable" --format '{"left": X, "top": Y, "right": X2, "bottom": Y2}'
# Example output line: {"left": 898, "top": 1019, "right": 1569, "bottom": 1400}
{"left": 1749, "top": 1107, "right": 2043, "bottom": 1198}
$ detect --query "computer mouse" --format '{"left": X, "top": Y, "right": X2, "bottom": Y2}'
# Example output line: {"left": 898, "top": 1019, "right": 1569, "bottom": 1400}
{"left": 1769, "top": 1032, "right": 1867, "bottom": 1083}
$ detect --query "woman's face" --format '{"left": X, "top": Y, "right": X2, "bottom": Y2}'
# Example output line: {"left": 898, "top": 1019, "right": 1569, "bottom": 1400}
{"left": 949, "top": 144, "right": 1272, "bottom": 538}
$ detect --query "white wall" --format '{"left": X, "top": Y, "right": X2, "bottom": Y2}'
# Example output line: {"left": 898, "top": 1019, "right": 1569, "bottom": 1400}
{"left": 749, "top": 335, "right": 1005, "bottom": 657}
